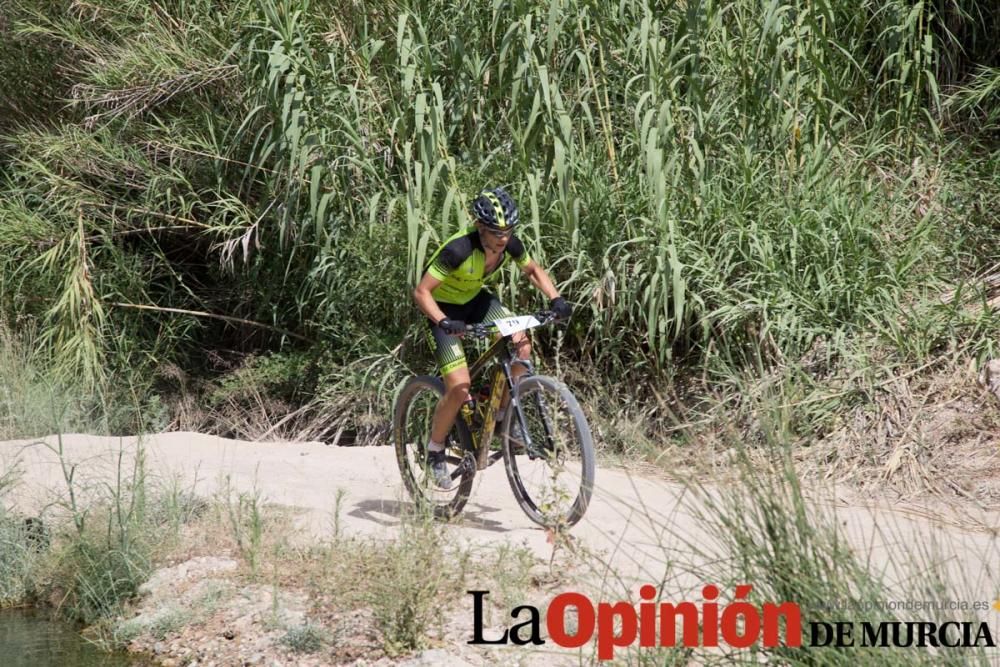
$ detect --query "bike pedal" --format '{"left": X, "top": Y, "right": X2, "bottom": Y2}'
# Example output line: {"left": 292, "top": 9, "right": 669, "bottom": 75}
{"left": 526, "top": 447, "right": 545, "bottom": 461}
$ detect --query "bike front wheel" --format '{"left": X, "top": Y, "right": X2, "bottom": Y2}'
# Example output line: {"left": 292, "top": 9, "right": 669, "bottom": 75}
{"left": 393, "top": 375, "right": 476, "bottom": 520}
{"left": 501, "top": 375, "right": 595, "bottom": 528}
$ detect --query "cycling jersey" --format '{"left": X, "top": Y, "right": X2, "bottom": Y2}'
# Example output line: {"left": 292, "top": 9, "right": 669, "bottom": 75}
{"left": 425, "top": 226, "right": 531, "bottom": 305}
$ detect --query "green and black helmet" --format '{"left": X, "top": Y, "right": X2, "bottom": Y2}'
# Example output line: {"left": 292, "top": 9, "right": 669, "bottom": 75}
{"left": 471, "top": 187, "right": 519, "bottom": 231}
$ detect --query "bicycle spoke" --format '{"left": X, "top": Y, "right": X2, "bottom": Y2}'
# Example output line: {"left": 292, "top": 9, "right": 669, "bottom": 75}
{"left": 502, "top": 376, "right": 595, "bottom": 527}
{"left": 393, "top": 377, "right": 475, "bottom": 518}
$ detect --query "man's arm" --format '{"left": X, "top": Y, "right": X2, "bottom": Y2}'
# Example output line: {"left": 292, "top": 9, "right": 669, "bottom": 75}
{"left": 413, "top": 273, "right": 449, "bottom": 324}
{"left": 520, "top": 260, "right": 560, "bottom": 300}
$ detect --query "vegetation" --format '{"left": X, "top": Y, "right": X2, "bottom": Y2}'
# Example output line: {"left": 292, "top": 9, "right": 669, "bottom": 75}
{"left": 0, "top": 327, "right": 993, "bottom": 663}
{"left": 0, "top": 2, "right": 999, "bottom": 660}
{"left": 593, "top": 433, "right": 997, "bottom": 666}
{"left": 0, "top": 0, "right": 996, "bottom": 445}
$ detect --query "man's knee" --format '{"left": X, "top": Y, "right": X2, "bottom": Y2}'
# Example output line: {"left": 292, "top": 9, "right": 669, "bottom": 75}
{"left": 444, "top": 380, "right": 471, "bottom": 401}
{"left": 512, "top": 335, "right": 531, "bottom": 359}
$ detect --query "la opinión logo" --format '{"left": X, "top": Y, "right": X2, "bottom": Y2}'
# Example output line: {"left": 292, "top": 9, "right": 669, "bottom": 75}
{"left": 468, "top": 586, "right": 997, "bottom": 660}
{"left": 468, "top": 585, "right": 801, "bottom": 660}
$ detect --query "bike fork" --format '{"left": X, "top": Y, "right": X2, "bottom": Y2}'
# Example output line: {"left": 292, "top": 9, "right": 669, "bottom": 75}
{"left": 504, "top": 359, "right": 556, "bottom": 459}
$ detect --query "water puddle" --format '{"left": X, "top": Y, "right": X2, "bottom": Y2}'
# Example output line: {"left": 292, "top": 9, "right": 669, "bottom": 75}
{"left": 0, "top": 608, "right": 146, "bottom": 666}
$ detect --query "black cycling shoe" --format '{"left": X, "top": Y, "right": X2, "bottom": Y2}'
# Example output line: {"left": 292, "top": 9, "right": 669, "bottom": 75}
{"left": 426, "top": 449, "right": 452, "bottom": 490}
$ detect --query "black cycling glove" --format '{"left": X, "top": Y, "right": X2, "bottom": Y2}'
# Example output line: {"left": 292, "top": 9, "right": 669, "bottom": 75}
{"left": 438, "top": 318, "right": 466, "bottom": 336}
{"left": 550, "top": 297, "right": 573, "bottom": 320}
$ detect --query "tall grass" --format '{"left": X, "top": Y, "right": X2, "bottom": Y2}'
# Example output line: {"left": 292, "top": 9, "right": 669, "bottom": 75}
{"left": 0, "top": 324, "right": 189, "bottom": 629}
{"left": 0, "top": 0, "right": 997, "bottom": 434}
{"left": 585, "top": 383, "right": 998, "bottom": 665}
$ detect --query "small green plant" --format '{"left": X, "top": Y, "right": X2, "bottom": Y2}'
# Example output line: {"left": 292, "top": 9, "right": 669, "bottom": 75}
{"left": 41, "top": 438, "right": 157, "bottom": 625}
{"left": 332, "top": 487, "right": 347, "bottom": 539}
{"left": 367, "top": 509, "right": 455, "bottom": 655}
{"left": 192, "top": 580, "right": 232, "bottom": 616}
{"left": 107, "top": 606, "right": 187, "bottom": 648}
{"left": 60, "top": 535, "right": 152, "bottom": 624}
{"left": 483, "top": 542, "right": 535, "bottom": 621}
{"left": 0, "top": 513, "right": 40, "bottom": 606}
{"left": 152, "top": 474, "right": 208, "bottom": 531}
{"left": 221, "top": 475, "right": 266, "bottom": 576}
{"left": 108, "top": 617, "right": 145, "bottom": 649}
{"left": 280, "top": 622, "right": 327, "bottom": 653}
{"left": 145, "top": 604, "right": 188, "bottom": 640}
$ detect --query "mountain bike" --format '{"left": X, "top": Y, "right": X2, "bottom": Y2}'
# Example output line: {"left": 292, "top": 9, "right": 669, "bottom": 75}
{"left": 392, "top": 312, "right": 595, "bottom": 528}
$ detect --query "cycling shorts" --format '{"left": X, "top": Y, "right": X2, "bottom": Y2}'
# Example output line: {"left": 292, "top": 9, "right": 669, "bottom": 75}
{"left": 427, "top": 290, "right": 512, "bottom": 376}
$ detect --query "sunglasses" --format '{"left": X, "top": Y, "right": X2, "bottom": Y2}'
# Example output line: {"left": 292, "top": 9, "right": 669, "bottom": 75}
{"left": 481, "top": 226, "right": 514, "bottom": 239}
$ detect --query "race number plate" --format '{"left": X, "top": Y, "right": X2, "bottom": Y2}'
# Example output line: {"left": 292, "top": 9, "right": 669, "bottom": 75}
{"left": 495, "top": 315, "right": 542, "bottom": 336}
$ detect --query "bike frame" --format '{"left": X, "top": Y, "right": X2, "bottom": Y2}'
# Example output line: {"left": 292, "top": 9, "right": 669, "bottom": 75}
{"left": 460, "top": 335, "right": 532, "bottom": 470}
{"left": 460, "top": 316, "right": 552, "bottom": 470}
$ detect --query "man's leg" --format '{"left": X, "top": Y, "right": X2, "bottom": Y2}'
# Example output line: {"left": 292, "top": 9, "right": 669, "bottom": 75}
{"left": 426, "top": 319, "right": 470, "bottom": 489}
{"left": 430, "top": 366, "right": 471, "bottom": 445}
{"left": 509, "top": 330, "right": 532, "bottom": 382}
{"left": 498, "top": 330, "right": 532, "bottom": 409}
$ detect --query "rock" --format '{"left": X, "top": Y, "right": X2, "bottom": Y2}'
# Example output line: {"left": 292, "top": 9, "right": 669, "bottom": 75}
{"left": 979, "top": 359, "right": 1000, "bottom": 402}
{"left": 139, "top": 557, "right": 239, "bottom": 598}
{"left": 161, "top": 660, "right": 178, "bottom": 667}
{"left": 153, "top": 642, "right": 166, "bottom": 655}
{"left": 401, "top": 650, "right": 475, "bottom": 666}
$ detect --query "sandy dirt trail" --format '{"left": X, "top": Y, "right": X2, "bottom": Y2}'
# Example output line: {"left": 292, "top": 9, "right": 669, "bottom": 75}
{"left": 4, "top": 431, "right": 1000, "bottom": 655}
{"left": 5, "top": 432, "right": 693, "bottom": 574}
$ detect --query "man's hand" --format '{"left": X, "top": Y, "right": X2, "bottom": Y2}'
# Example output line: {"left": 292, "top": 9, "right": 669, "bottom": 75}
{"left": 438, "top": 318, "right": 466, "bottom": 336}
{"left": 550, "top": 297, "right": 573, "bottom": 320}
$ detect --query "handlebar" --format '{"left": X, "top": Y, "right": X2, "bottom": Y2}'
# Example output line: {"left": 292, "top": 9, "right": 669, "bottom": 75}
{"left": 465, "top": 310, "right": 559, "bottom": 339}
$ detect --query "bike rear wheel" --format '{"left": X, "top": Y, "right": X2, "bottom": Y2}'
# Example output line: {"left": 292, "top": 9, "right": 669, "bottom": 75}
{"left": 393, "top": 375, "right": 476, "bottom": 520}
{"left": 501, "top": 375, "right": 595, "bottom": 528}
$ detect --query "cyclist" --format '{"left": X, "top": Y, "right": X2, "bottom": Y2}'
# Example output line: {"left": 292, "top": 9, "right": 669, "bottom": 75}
{"left": 412, "top": 186, "right": 572, "bottom": 489}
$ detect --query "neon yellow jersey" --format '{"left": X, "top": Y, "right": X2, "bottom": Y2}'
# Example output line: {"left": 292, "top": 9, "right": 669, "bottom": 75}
{"left": 425, "top": 226, "right": 531, "bottom": 304}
